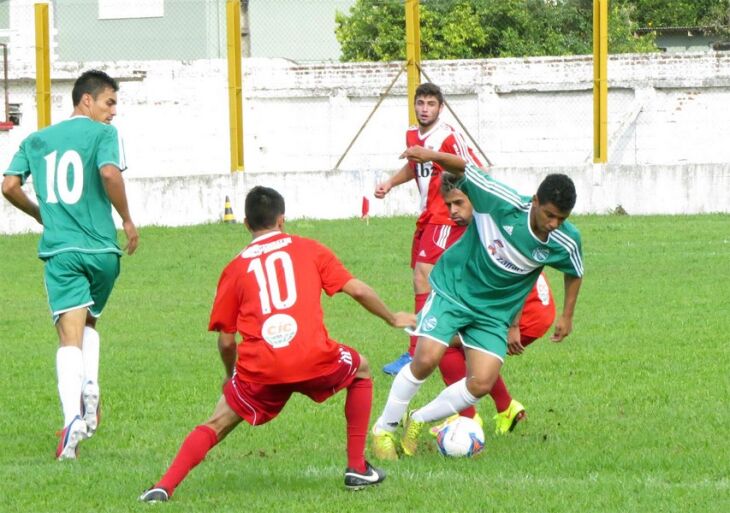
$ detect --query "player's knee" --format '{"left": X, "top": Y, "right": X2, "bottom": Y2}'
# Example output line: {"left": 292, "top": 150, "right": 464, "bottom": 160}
{"left": 410, "top": 353, "right": 439, "bottom": 380}
{"left": 355, "top": 356, "right": 371, "bottom": 379}
{"left": 465, "top": 375, "right": 496, "bottom": 398}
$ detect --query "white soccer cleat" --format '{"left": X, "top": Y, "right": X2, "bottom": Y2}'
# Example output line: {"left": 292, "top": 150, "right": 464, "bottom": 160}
{"left": 56, "top": 416, "right": 89, "bottom": 460}
{"left": 81, "top": 382, "right": 100, "bottom": 435}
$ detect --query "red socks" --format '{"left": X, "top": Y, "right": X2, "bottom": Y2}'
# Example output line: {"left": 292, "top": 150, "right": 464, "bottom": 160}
{"left": 156, "top": 425, "right": 219, "bottom": 496}
{"left": 408, "top": 293, "right": 430, "bottom": 356}
{"left": 344, "top": 378, "right": 373, "bottom": 473}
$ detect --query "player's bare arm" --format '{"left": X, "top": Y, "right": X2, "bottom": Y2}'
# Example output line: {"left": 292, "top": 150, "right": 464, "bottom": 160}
{"left": 100, "top": 164, "right": 139, "bottom": 255}
{"left": 507, "top": 304, "right": 525, "bottom": 355}
{"left": 401, "top": 146, "right": 467, "bottom": 176}
{"left": 342, "top": 278, "right": 417, "bottom": 328}
{"left": 1, "top": 175, "right": 42, "bottom": 224}
{"left": 374, "top": 163, "right": 416, "bottom": 199}
{"left": 551, "top": 274, "right": 582, "bottom": 342}
{"left": 217, "top": 332, "right": 237, "bottom": 379}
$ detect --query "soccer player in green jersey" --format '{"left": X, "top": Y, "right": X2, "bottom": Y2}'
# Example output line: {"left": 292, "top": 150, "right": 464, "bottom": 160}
{"left": 2, "top": 70, "right": 138, "bottom": 460}
{"left": 371, "top": 146, "right": 583, "bottom": 459}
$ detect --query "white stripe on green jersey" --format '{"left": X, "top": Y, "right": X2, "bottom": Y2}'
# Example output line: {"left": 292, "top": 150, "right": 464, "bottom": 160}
{"left": 429, "top": 164, "right": 583, "bottom": 325}
{"left": 3, "top": 116, "right": 126, "bottom": 258}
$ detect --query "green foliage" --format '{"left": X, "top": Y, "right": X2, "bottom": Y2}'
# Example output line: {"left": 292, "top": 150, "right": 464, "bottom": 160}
{"left": 1, "top": 215, "right": 729, "bottom": 512}
{"left": 615, "top": 0, "right": 730, "bottom": 28}
{"left": 336, "top": 0, "right": 658, "bottom": 61}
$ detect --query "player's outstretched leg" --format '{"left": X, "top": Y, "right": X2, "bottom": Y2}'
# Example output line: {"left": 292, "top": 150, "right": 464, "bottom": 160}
{"left": 344, "top": 461, "right": 386, "bottom": 490}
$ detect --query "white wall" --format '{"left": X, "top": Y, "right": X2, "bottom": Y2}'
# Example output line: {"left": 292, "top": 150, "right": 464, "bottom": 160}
{"left": 2, "top": 53, "right": 730, "bottom": 234}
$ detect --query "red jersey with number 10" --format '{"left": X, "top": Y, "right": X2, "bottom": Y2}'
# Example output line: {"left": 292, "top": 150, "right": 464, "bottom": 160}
{"left": 406, "top": 120, "right": 482, "bottom": 227}
{"left": 208, "top": 231, "right": 353, "bottom": 384}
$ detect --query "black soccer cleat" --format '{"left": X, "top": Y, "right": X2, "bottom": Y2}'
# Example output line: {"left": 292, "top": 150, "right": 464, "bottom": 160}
{"left": 344, "top": 461, "right": 386, "bottom": 490}
{"left": 139, "top": 487, "right": 170, "bottom": 503}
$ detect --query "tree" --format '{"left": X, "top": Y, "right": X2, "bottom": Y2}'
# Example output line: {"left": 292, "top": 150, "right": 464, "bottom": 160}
{"left": 335, "top": 0, "right": 659, "bottom": 61}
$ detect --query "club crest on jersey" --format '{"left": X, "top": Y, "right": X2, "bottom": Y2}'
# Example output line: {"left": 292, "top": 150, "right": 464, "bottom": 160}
{"left": 262, "top": 313, "right": 298, "bottom": 349}
{"left": 532, "top": 247, "right": 550, "bottom": 262}
{"left": 422, "top": 315, "right": 438, "bottom": 332}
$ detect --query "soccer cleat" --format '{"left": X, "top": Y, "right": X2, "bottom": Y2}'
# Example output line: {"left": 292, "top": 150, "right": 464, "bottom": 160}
{"left": 400, "top": 411, "right": 426, "bottom": 457}
{"left": 382, "top": 352, "right": 413, "bottom": 376}
{"left": 371, "top": 425, "right": 398, "bottom": 461}
{"left": 344, "top": 461, "right": 386, "bottom": 490}
{"left": 139, "top": 487, "right": 170, "bottom": 503}
{"left": 81, "top": 382, "right": 101, "bottom": 435}
{"left": 56, "top": 415, "right": 89, "bottom": 460}
{"left": 493, "top": 399, "right": 526, "bottom": 435}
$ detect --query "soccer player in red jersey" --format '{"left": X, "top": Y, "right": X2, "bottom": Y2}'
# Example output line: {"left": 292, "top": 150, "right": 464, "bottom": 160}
{"left": 139, "top": 186, "right": 415, "bottom": 502}
{"left": 375, "top": 83, "right": 482, "bottom": 375}
{"left": 433, "top": 178, "right": 556, "bottom": 435}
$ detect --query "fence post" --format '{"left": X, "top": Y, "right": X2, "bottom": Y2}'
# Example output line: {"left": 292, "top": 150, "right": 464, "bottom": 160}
{"left": 227, "top": 0, "right": 244, "bottom": 172}
{"left": 35, "top": 2, "right": 51, "bottom": 129}
{"left": 405, "top": 0, "right": 421, "bottom": 125}
{"left": 593, "top": 0, "right": 608, "bottom": 163}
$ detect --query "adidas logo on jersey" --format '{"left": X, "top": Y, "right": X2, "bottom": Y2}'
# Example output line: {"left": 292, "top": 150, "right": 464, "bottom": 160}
{"left": 502, "top": 225, "right": 514, "bottom": 235}
{"left": 418, "top": 250, "right": 427, "bottom": 257}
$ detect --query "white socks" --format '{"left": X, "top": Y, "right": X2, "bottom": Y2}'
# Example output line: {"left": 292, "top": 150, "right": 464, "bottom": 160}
{"left": 375, "top": 365, "right": 425, "bottom": 432}
{"left": 56, "top": 346, "right": 84, "bottom": 426}
{"left": 411, "top": 378, "right": 478, "bottom": 423}
{"left": 82, "top": 326, "right": 100, "bottom": 386}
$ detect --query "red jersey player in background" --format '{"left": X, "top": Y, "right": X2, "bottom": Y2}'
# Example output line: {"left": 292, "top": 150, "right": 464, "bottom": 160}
{"left": 140, "top": 186, "right": 415, "bottom": 503}
{"left": 430, "top": 176, "right": 556, "bottom": 436}
{"left": 375, "top": 83, "right": 481, "bottom": 375}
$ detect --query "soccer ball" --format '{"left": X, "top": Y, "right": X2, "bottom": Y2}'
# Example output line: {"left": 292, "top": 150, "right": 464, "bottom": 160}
{"left": 436, "top": 416, "right": 485, "bottom": 457}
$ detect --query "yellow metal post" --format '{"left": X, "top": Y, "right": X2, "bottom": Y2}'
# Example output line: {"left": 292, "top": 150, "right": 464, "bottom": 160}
{"left": 35, "top": 3, "right": 51, "bottom": 129}
{"left": 593, "top": 0, "right": 608, "bottom": 163}
{"left": 405, "top": 0, "right": 421, "bottom": 125}
{"left": 226, "top": 0, "right": 244, "bottom": 172}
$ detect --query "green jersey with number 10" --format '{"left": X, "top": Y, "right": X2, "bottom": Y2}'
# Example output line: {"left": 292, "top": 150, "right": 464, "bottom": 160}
{"left": 429, "top": 164, "right": 583, "bottom": 326}
{"left": 5, "top": 116, "right": 126, "bottom": 259}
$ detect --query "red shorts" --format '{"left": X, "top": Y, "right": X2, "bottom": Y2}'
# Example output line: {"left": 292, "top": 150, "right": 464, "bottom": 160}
{"left": 520, "top": 274, "right": 556, "bottom": 339}
{"left": 223, "top": 344, "right": 361, "bottom": 426}
{"left": 411, "top": 223, "right": 467, "bottom": 268}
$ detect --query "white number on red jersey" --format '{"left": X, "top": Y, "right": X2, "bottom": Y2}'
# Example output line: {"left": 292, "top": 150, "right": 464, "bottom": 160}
{"left": 247, "top": 251, "right": 298, "bottom": 314}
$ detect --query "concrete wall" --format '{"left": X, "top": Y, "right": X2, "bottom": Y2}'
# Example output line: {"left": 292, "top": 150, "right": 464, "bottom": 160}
{"left": 2, "top": 52, "right": 730, "bottom": 234}
{"left": 3, "top": 163, "right": 729, "bottom": 236}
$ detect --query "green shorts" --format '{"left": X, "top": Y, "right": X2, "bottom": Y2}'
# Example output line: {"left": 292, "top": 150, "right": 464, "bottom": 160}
{"left": 43, "top": 251, "right": 120, "bottom": 323}
{"left": 410, "top": 291, "right": 508, "bottom": 361}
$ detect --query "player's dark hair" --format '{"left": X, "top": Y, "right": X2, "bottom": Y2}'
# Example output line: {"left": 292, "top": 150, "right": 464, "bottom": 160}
{"left": 245, "top": 186, "right": 285, "bottom": 231}
{"left": 415, "top": 82, "right": 444, "bottom": 105}
{"left": 72, "top": 70, "right": 119, "bottom": 106}
{"left": 440, "top": 171, "right": 460, "bottom": 195}
{"left": 536, "top": 174, "right": 577, "bottom": 213}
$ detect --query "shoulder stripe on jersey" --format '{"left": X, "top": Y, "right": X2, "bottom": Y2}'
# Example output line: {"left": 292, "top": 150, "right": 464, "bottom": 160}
{"left": 117, "top": 132, "right": 127, "bottom": 171}
{"left": 453, "top": 131, "right": 479, "bottom": 166}
{"left": 465, "top": 165, "right": 527, "bottom": 210}
{"left": 550, "top": 230, "right": 584, "bottom": 276}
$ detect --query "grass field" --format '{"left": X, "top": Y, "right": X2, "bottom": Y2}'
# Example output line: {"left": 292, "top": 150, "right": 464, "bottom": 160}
{"left": 1, "top": 214, "right": 728, "bottom": 513}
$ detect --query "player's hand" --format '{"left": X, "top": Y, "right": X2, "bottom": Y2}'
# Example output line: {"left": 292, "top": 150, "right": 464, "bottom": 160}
{"left": 550, "top": 315, "right": 573, "bottom": 342}
{"left": 374, "top": 182, "right": 391, "bottom": 199}
{"left": 400, "top": 145, "right": 433, "bottom": 163}
{"left": 391, "top": 312, "right": 417, "bottom": 329}
{"left": 123, "top": 220, "right": 139, "bottom": 255}
{"left": 507, "top": 325, "right": 525, "bottom": 355}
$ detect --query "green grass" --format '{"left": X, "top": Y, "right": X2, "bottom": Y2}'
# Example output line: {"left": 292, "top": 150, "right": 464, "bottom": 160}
{"left": 1, "top": 215, "right": 729, "bottom": 513}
